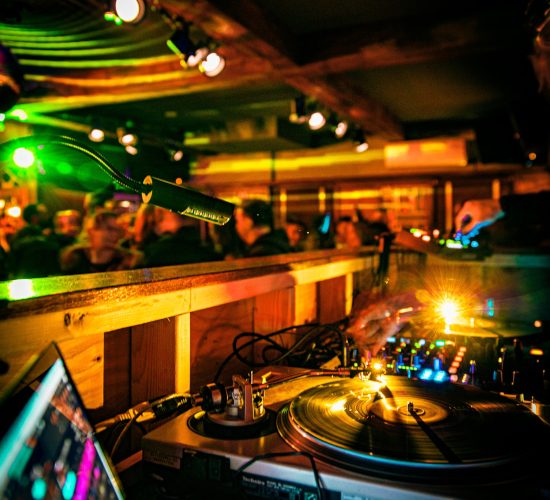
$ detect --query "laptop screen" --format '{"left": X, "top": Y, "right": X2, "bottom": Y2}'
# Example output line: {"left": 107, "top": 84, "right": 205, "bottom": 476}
{"left": 0, "top": 344, "right": 124, "bottom": 499}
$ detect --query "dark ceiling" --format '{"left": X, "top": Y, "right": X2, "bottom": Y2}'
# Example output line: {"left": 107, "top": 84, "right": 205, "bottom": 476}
{"left": 1, "top": 0, "right": 549, "bottom": 162}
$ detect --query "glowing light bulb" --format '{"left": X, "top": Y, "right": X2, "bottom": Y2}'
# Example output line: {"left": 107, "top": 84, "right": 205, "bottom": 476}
{"left": 334, "top": 120, "right": 348, "bottom": 138}
{"left": 88, "top": 128, "right": 105, "bottom": 142}
{"left": 200, "top": 52, "right": 225, "bottom": 77}
{"left": 439, "top": 299, "right": 459, "bottom": 325}
{"left": 308, "top": 111, "right": 326, "bottom": 130}
{"left": 7, "top": 206, "right": 21, "bottom": 217}
{"left": 13, "top": 147, "right": 35, "bottom": 168}
{"left": 115, "top": 0, "right": 144, "bottom": 23}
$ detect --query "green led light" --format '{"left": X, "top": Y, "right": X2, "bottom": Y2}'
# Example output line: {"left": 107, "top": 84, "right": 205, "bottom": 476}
{"left": 8, "top": 279, "right": 36, "bottom": 300}
{"left": 429, "top": 343, "right": 435, "bottom": 349}
{"left": 13, "top": 148, "right": 35, "bottom": 168}
{"left": 411, "top": 349, "right": 417, "bottom": 354}
{"left": 104, "top": 11, "right": 116, "bottom": 21}
{"left": 435, "top": 340, "right": 445, "bottom": 347}
{"left": 0, "top": 113, "right": 5, "bottom": 122}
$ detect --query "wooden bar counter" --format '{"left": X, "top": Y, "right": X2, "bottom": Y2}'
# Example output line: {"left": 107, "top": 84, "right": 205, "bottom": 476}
{"left": 0, "top": 248, "right": 401, "bottom": 419}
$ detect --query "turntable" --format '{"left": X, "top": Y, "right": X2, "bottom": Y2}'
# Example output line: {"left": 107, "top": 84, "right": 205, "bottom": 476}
{"left": 142, "top": 367, "right": 550, "bottom": 499}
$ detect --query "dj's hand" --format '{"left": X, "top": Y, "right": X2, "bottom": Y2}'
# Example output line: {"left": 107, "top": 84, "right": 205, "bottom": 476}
{"left": 454, "top": 199, "right": 504, "bottom": 239}
{"left": 345, "top": 291, "right": 419, "bottom": 357}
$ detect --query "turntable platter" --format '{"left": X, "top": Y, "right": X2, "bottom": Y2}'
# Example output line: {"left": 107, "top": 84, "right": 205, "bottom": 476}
{"left": 277, "top": 376, "right": 549, "bottom": 482}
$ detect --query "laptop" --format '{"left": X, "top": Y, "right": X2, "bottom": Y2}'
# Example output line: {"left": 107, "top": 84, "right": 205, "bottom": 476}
{"left": 0, "top": 343, "right": 125, "bottom": 499}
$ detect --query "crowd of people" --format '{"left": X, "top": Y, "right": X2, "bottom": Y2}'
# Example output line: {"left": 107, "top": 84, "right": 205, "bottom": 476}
{"left": 0, "top": 193, "right": 393, "bottom": 280}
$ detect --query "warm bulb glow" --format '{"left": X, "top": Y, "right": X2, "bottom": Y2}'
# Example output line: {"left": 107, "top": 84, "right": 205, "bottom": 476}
{"left": 355, "top": 142, "right": 369, "bottom": 153}
{"left": 438, "top": 299, "right": 459, "bottom": 324}
{"left": 115, "top": 0, "right": 144, "bottom": 23}
{"left": 308, "top": 112, "right": 326, "bottom": 130}
{"left": 125, "top": 145, "right": 138, "bottom": 155}
{"left": 89, "top": 128, "right": 105, "bottom": 142}
{"left": 7, "top": 206, "right": 21, "bottom": 217}
{"left": 121, "top": 133, "right": 137, "bottom": 146}
{"left": 171, "top": 149, "right": 184, "bottom": 162}
{"left": 200, "top": 52, "right": 225, "bottom": 77}
{"left": 335, "top": 121, "right": 348, "bottom": 138}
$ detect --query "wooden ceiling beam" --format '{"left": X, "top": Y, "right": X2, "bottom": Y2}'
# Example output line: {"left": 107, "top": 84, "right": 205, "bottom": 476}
{"left": 161, "top": 0, "right": 404, "bottom": 139}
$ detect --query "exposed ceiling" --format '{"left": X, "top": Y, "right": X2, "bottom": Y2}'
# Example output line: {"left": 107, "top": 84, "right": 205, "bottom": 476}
{"left": 1, "top": 0, "right": 549, "bottom": 162}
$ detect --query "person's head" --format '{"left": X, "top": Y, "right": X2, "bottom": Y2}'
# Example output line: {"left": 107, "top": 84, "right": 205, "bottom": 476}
{"left": 85, "top": 211, "right": 122, "bottom": 250}
{"left": 235, "top": 199, "right": 273, "bottom": 246}
{"left": 284, "top": 215, "right": 307, "bottom": 248}
{"left": 22, "top": 203, "right": 49, "bottom": 227}
{"left": 335, "top": 216, "right": 352, "bottom": 245}
{"left": 53, "top": 210, "right": 82, "bottom": 238}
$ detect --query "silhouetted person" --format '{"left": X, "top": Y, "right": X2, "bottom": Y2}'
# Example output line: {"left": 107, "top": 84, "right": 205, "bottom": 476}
{"left": 234, "top": 199, "right": 292, "bottom": 257}
{"left": 61, "top": 211, "right": 142, "bottom": 274}
{"left": 12, "top": 203, "right": 50, "bottom": 243}
{"left": 284, "top": 214, "right": 307, "bottom": 251}
{"left": 142, "top": 207, "right": 220, "bottom": 267}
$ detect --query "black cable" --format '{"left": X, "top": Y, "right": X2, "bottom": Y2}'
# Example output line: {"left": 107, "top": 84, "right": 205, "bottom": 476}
{"left": 233, "top": 451, "right": 325, "bottom": 500}
{"left": 231, "top": 325, "right": 330, "bottom": 370}
{"left": 233, "top": 326, "right": 319, "bottom": 366}
{"left": 214, "top": 323, "right": 320, "bottom": 382}
{"left": 214, "top": 319, "right": 351, "bottom": 382}
{"left": 110, "top": 406, "right": 150, "bottom": 459}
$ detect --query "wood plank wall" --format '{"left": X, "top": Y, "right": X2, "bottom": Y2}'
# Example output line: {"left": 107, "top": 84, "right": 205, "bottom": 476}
{"left": 0, "top": 250, "right": 386, "bottom": 420}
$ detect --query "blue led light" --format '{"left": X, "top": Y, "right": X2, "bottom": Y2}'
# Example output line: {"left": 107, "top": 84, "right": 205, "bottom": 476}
{"left": 486, "top": 297, "right": 495, "bottom": 317}
{"left": 387, "top": 337, "right": 396, "bottom": 343}
{"left": 433, "top": 358, "right": 441, "bottom": 371}
{"left": 435, "top": 340, "right": 445, "bottom": 347}
{"left": 418, "top": 339, "right": 426, "bottom": 346}
{"left": 471, "top": 240, "right": 479, "bottom": 248}
{"left": 434, "top": 370, "right": 448, "bottom": 382}
{"left": 420, "top": 369, "right": 433, "bottom": 380}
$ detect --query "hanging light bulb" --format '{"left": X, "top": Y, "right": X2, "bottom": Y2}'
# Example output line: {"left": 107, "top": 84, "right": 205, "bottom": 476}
{"left": 354, "top": 129, "right": 369, "bottom": 153}
{"left": 168, "top": 147, "right": 184, "bottom": 162}
{"left": 114, "top": 0, "right": 145, "bottom": 24}
{"left": 334, "top": 120, "right": 348, "bottom": 138}
{"left": 199, "top": 51, "right": 225, "bottom": 77}
{"left": 308, "top": 111, "right": 326, "bottom": 130}
{"left": 121, "top": 132, "right": 137, "bottom": 146}
{"left": 88, "top": 127, "right": 105, "bottom": 143}
{"left": 125, "top": 145, "right": 138, "bottom": 155}
{"left": 117, "top": 126, "right": 138, "bottom": 146}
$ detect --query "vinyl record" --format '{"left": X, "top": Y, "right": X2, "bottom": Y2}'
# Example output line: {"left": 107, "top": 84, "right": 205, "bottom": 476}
{"left": 277, "top": 376, "right": 549, "bottom": 482}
